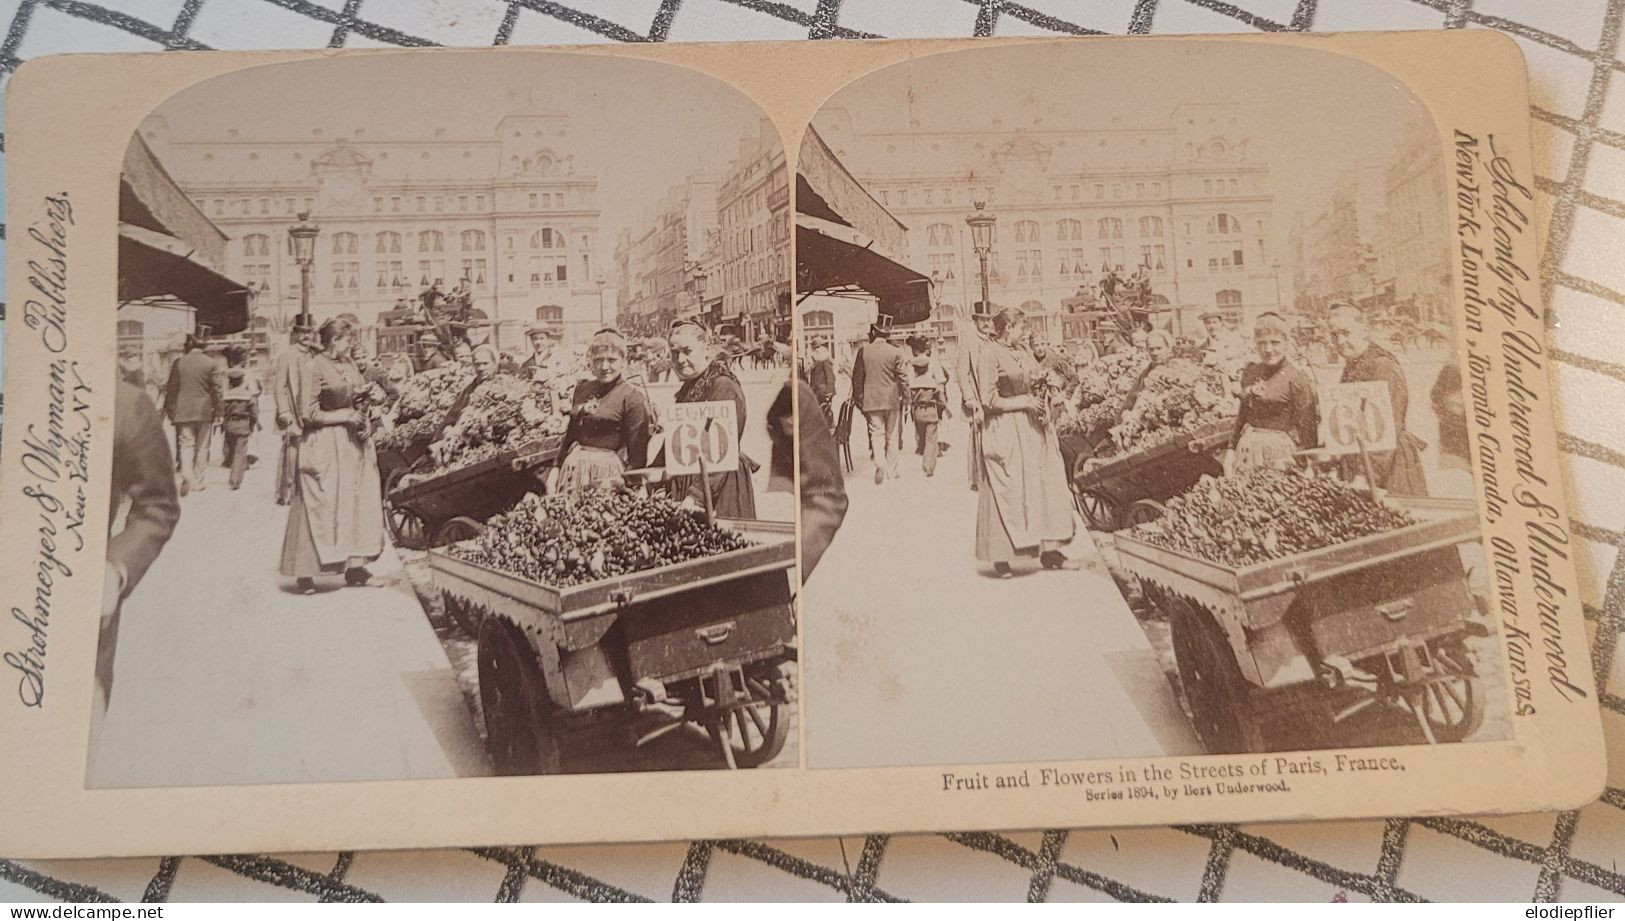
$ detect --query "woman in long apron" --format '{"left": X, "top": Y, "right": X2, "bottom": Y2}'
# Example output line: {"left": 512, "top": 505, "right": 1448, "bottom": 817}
{"left": 280, "top": 317, "right": 386, "bottom": 594}
{"left": 555, "top": 328, "right": 652, "bottom": 491}
{"left": 1227, "top": 311, "right": 1321, "bottom": 476}
{"left": 665, "top": 319, "right": 758, "bottom": 518}
{"left": 974, "top": 307, "right": 1076, "bottom": 577}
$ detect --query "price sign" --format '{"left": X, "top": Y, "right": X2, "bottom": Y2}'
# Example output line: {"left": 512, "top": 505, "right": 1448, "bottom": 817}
{"left": 1320, "top": 381, "right": 1397, "bottom": 456}
{"left": 664, "top": 401, "right": 739, "bottom": 474}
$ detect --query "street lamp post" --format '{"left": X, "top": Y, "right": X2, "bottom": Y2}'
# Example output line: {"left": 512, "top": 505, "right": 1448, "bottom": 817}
{"left": 287, "top": 211, "right": 320, "bottom": 327}
{"left": 596, "top": 275, "right": 607, "bottom": 328}
{"left": 965, "top": 198, "right": 997, "bottom": 318}
{"left": 1270, "top": 257, "right": 1283, "bottom": 313}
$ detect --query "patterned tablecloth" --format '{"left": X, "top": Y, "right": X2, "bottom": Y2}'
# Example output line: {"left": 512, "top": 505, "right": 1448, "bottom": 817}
{"left": 0, "top": 0, "right": 1623, "bottom": 903}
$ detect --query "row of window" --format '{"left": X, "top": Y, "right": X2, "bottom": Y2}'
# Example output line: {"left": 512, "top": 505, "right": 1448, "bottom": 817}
{"left": 243, "top": 227, "right": 578, "bottom": 259}
{"left": 244, "top": 253, "right": 589, "bottom": 296}
{"left": 209, "top": 192, "right": 572, "bottom": 218}
{"left": 723, "top": 214, "right": 790, "bottom": 263}
{"left": 878, "top": 177, "right": 1246, "bottom": 209}
{"left": 720, "top": 252, "right": 788, "bottom": 299}
{"left": 932, "top": 240, "right": 1259, "bottom": 285}
{"left": 923, "top": 214, "right": 1251, "bottom": 249}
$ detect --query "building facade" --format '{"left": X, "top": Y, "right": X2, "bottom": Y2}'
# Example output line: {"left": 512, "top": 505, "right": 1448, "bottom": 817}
{"left": 1383, "top": 133, "right": 1452, "bottom": 325}
{"left": 1289, "top": 162, "right": 1388, "bottom": 313}
{"left": 811, "top": 102, "right": 1283, "bottom": 340}
{"left": 617, "top": 175, "right": 717, "bottom": 334}
{"left": 138, "top": 112, "right": 605, "bottom": 344}
{"left": 718, "top": 118, "right": 791, "bottom": 340}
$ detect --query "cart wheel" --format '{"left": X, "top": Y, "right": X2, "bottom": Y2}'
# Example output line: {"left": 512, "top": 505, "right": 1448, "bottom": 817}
{"left": 477, "top": 617, "right": 562, "bottom": 775}
{"left": 437, "top": 516, "right": 485, "bottom": 546}
{"left": 1076, "top": 489, "right": 1123, "bottom": 533}
{"left": 1126, "top": 499, "right": 1167, "bottom": 528}
{"left": 441, "top": 589, "right": 484, "bottom": 638}
{"left": 1411, "top": 640, "right": 1485, "bottom": 744}
{"left": 708, "top": 673, "right": 789, "bottom": 769}
{"left": 383, "top": 469, "right": 429, "bottom": 551}
{"left": 1170, "top": 598, "right": 1265, "bottom": 754}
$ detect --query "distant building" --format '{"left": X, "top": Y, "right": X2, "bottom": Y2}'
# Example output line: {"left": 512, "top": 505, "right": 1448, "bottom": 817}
{"left": 618, "top": 174, "right": 717, "bottom": 334}
{"left": 1383, "top": 132, "right": 1452, "bottom": 324}
{"left": 1289, "top": 162, "right": 1388, "bottom": 313}
{"left": 718, "top": 118, "right": 791, "bottom": 340}
{"left": 139, "top": 112, "right": 605, "bottom": 343}
{"left": 811, "top": 101, "right": 1284, "bottom": 338}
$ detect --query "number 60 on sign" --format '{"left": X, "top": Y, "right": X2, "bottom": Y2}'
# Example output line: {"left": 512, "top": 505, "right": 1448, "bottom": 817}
{"left": 664, "top": 401, "right": 740, "bottom": 474}
{"left": 1320, "top": 380, "right": 1397, "bottom": 456}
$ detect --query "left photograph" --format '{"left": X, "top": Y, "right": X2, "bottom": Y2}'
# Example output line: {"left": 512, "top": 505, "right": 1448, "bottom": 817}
{"left": 96, "top": 52, "right": 798, "bottom": 787}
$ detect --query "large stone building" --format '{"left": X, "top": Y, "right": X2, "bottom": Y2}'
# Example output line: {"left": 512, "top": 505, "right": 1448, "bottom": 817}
{"left": 717, "top": 118, "right": 791, "bottom": 340}
{"left": 1383, "top": 132, "right": 1452, "bottom": 325}
{"left": 138, "top": 111, "right": 605, "bottom": 343}
{"left": 1289, "top": 162, "right": 1388, "bottom": 313}
{"left": 811, "top": 102, "right": 1284, "bottom": 339}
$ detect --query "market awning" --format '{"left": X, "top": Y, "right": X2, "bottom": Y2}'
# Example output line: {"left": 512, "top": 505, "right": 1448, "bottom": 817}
{"left": 796, "top": 219, "right": 933, "bottom": 326}
{"left": 796, "top": 127, "right": 932, "bottom": 325}
{"left": 118, "top": 224, "right": 251, "bottom": 334}
{"left": 118, "top": 133, "right": 248, "bottom": 333}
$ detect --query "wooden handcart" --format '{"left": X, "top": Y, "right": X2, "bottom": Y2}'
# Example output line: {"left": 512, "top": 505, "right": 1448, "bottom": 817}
{"left": 428, "top": 519, "right": 798, "bottom": 774}
{"left": 383, "top": 433, "right": 565, "bottom": 557}
{"left": 1114, "top": 496, "right": 1491, "bottom": 754}
{"left": 1072, "top": 418, "right": 1232, "bottom": 532}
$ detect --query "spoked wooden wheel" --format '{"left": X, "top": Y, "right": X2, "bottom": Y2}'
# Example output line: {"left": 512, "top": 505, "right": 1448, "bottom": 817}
{"left": 1075, "top": 489, "right": 1123, "bottom": 533}
{"left": 476, "top": 617, "right": 561, "bottom": 775}
{"left": 1170, "top": 598, "right": 1263, "bottom": 754}
{"left": 383, "top": 469, "right": 429, "bottom": 551}
{"left": 1126, "top": 499, "right": 1167, "bottom": 527}
{"left": 437, "top": 516, "right": 485, "bottom": 546}
{"left": 707, "top": 672, "right": 789, "bottom": 769}
{"left": 1406, "top": 640, "right": 1485, "bottom": 744}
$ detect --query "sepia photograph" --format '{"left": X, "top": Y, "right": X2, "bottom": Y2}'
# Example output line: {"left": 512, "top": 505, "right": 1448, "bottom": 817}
{"left": 94, "top": 51, "right": 799, "bottom": 787}
{"left": 795, "top": 42, "right": 1509, "bottom": 767}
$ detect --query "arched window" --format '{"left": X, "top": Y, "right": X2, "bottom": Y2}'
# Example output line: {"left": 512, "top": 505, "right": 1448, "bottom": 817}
{"left": 376, "top": 231, "right": 402, "bottom": 254}
{"left": 1014, "top": 220, "right": 1040, "bottom": 244}
{"left": 1206, "top": 214, "right": 1240, "bottom": 235}
{"left": 417, "top": 230, "right": 444, "bottom": 253}
{"left": 1055, "top": 219, "right": 1083, "bottom": 242}
{"left": 243, "top": 233, "right": 271, "bottom": 257}
{"left": 460, "top": 229, "right": 486, "bottom": 252}
{"left": 331, "top": 232, "right": 359, "bottom": 255}
{"left": 1097, "top": 218, "right": 1123, "bottom": 239}
{"left": 1138, "top": 216, "right": 1164, "bottom": 238}
{"left": 926, "top": 223, "right": 954, "bottom": 247}
{"left": 535, "top": 304, "right": 564, "bottom": 322}
{"left": 530, "top": 228, "right": 564, "bottom": 249}
{"left": 1216, "top": 289, "right": 1243, "bottom": 310}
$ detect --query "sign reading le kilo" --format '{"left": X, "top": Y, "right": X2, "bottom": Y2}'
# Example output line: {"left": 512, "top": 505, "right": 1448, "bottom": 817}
{"left": 664, "top": 401, "right": 739, "bottom": 474}
{"left": 1321, "top": 381, "right": 1397, "bottom": 456}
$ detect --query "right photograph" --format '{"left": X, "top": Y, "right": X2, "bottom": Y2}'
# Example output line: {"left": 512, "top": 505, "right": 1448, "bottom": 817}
{"left": 794, "top": 41, "right": 1508, "bottom": 768}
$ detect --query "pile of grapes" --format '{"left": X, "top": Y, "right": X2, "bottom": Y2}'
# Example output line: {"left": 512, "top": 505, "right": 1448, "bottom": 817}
{"left": 429, "top": 376, "right": 567, "bottom": 471}
{"left": 1056, "top": 350, "right": 1150, "bottom": 440}
{"left": 449, "top": 490, "right": 754, "bottom": 587}
{"left": 1129, "top": 469, "right": 1416, "bottom": 567}
{"left": 1108, "top": 360, "right": 1239, "bottom": 454}
{"left": 375, "top": 363, "right": 474, "bottom": 454}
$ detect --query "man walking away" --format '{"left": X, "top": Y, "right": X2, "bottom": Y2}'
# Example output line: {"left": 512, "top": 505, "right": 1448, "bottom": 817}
{"left": 909, "top": 344, "right": 949, "bottom": 478}
{"left": 220, "top": 353, "right": 261, "bottom": 491}
{"left": 850, "top": 322, "right": 907, "bottom": 485}
{"left": 163, "top": 334, "right": 223, "bottom": 496}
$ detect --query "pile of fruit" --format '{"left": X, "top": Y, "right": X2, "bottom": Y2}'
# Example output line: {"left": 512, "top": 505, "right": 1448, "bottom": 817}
{"left": 1056, "top": 350, "right": 1151, "bottom": 441}
{"left": 1130, "top": 469, "right": 1416, "bottom": 567}
{"left": 428, "top": 376, "right": 567, "bottom": 471}
{"left": 375, "top": 363, "right": 474, "bottom": 454}
{"left": 449, "top": 490, "right": 753, "bottom": 587}
{"left": 1108, "top": 360, "right": 1239, "bottom": 454}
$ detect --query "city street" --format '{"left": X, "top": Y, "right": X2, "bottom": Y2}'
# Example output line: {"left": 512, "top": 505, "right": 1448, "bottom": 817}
{"left": 90, "top": 367, "right": 798, "bottom": 788}
{"left": 800, "top": 410, "right": 1202, "bottom": 770}
{"left": 89, "top": 427, "right": 491, "bottom": 788}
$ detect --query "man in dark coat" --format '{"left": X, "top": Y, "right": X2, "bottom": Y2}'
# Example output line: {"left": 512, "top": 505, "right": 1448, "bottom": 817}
{"left": 163, "top": 334, "right": 224, "bottom": 496}
{"left": 100, "top": 380, "right": 182, "bottom": 712}
{"left": 956, "top": 305, "right": 997, "bottom": 491}
{"left": 769, "top": 381, "right": 847, "bottom": 580}
{"left": 806, "top": 341, "right": 837, "bottom": 426}
{"left": 1328, "top": 301, "right": 1428, "bottom": 496}
{"left": 849, "top": 322, "right": 908, "bottom": 485}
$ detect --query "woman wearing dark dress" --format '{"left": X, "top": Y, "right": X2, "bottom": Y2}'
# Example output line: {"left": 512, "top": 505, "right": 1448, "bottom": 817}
{"left": 280, "top": 318, "right": 386, "bottom": 594}
{"left": 555, "top": 328, "right": 652, "bottom": 491}
{"left": 665, "top": 319, "right": 757, "bottom": 518}
{"left": 1227, "top": 312, "right": 1321, "bottom": 476}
